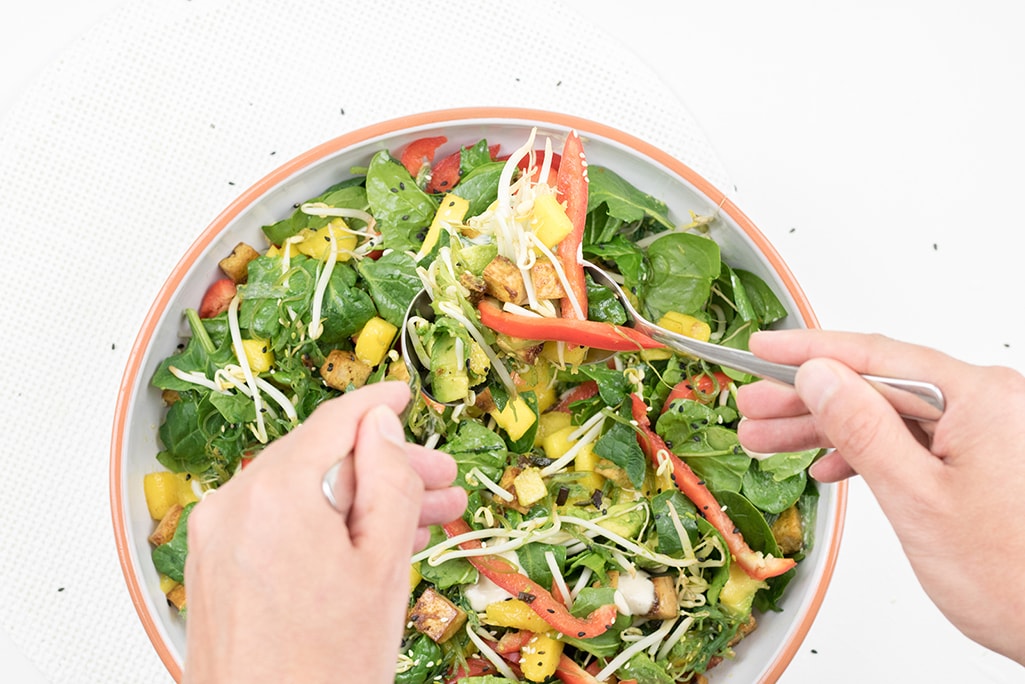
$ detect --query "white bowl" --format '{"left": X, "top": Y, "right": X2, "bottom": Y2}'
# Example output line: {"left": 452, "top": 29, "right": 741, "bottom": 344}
{"left": 110, "top": 107, "right": 846, "bottom": 683}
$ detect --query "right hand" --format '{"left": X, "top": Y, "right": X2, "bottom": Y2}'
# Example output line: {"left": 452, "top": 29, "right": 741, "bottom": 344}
{"left": 736, "top": 329, "right": 1025, "bottom": 666}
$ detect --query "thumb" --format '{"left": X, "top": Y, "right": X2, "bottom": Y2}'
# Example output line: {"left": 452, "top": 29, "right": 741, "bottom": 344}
{"left": 795, "top": 358, "right": 940, "bottom": 501}
{"left": 347, "top": 405, "right": 424, "bottom": 555}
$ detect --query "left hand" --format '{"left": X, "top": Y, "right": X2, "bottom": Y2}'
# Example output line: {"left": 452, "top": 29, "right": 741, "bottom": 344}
{"left": 182, "top": 382, "right": 467, "bottom": 684}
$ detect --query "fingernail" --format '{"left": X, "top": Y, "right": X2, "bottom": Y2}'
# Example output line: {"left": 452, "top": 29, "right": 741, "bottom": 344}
{"left": 796, "top": 358, "right": 841, "bottom": 415}
{"left": 369, "top": 405, "right": 407, "bottom": 449}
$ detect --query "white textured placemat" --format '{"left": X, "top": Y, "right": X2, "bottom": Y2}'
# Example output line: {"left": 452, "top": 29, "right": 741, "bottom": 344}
{"left": 0, "top": 1, "right": 730, "bottom": 681}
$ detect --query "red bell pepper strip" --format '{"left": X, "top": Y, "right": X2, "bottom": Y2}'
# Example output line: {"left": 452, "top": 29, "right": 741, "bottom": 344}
{"left": 556, "top": 131, "right": 589, "bottom": 320}
{"left": 399, "top": 135, "right": 447, "bottom": 177}
{"left": 477, "top": 298, "right": 664, "bottom": 352}
{"left": 442, "top": 519, "right": 618, "bottom": 638}
{"left": 446, "top": 656, "right": 502, "bottom": 683}
{"left": 554, "top": 654, "right": 601, "bottom": 684}
{"left": 629, "top": 394, "right": 797, "bottom": 581}
{"left": 661, "top": 372, "right": 732, "bottom": 413}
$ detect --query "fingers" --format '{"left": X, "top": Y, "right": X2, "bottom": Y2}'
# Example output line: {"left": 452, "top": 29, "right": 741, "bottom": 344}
{"left": 347, "top": 405, "right": 423, "bottom": 553}
{"left": 406, "top": 444, "right": 459, "bottom": 490}
{"left": 270, "top": 381, "right": 412, "bottom": 472}
{"left": 793, "top": 358, "right": 941, "bottom": 499}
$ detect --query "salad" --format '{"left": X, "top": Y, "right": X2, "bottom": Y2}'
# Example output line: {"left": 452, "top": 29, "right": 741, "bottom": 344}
{"left": 142, "top": 127, "right": 821, "bottom": 683}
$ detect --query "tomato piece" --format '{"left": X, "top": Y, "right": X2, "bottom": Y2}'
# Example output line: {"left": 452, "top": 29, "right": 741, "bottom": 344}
{"left": 553, "top": 381, "right": 599, "bottom": 413}
{"left": 630, "top": 394, "right": 796, "bottom": 580}
{"left": 556, "top": 131, "right": 589, "bottom": 319}
{"left": 198, "top": 278, "right": 236, "bottom": 318}
{"left": 399, "top": 135, "right": 446, "bottom": 176}
{"left": 425, "top": 152, "right": 461, "bottom": 193}
{"left": 661, "top": 372, "right": 732, "bottom": 413}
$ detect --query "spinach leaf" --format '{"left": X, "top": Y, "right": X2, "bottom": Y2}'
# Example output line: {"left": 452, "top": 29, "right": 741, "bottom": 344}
{"left": 416, "top": 527, "right": 478, "bottom": 590}
{"left": 755, "top": 449, "right": 819, "bottom": 481}
{"left": 557, "top": 365, "right": 629, "bottom": 408}
{"left": 736, "top": 269, "right": 788, "bottom": 325}
{"left": 440, "top": 419, "right": 509, "bottom": 485}
{"left": 655, "top": 402, "right": 749, "bottom": 493}
{"left": 395, "top": 634, "right": 445, "bottom": 684}
{"left": 617, "top": 651, "right": 674, "bottom": 684}
{"left": 651, "top": 490, "right": 700, "bottom": 554}
{"left": 261, "top": 179, "right": 367, "bottom": 245}
{"left": 452, "top": 161, "right": 505, "bottom": 218}
{"left": 586, "top": 166, "right": 674, "bottom": 233}
{"left": 585, "top": 274, "right": 627, "bottom": 325}
{"left": 639, "top": 232, "right": 721, "bottom": 320}
{"left": 741, "top": 459, "right": 807, "bottom": 515}
{"left": 151, "top": 502, "right": 196, "bottom": 583}
{"left": 366, "top": 150, "right": 437, "bottom": 253}
{"left": 516, "top": 542, "right": 566, "bottom": 589}
{"left": 357, "top": 250, "right": 422, "bottom": 328}
{"left": 593, "top": 418, "right": 646, "bottom": 489}
{"left": 716, "top": 490, "right": 795, "bottom": 611}
{"left": 313, "top": 264, "right": 377, "bottom": 345}
{"left": 583, "top": 234, "right": 646, "bottom": 287}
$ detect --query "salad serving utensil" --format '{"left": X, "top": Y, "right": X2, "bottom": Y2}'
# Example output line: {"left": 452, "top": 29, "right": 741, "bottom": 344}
{"left": 582, "top": 261, "right": 945, "bottom": 422}
{"left": 399, "top": 262, "right": 945, "bottom": 422}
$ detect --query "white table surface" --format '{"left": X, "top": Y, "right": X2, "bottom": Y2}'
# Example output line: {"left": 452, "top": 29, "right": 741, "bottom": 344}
{"left": 2, "top": 1, "right": 1022, "bottom": 682}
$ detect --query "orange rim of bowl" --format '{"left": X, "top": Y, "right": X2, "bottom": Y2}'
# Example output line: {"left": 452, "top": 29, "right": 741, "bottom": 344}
{"left": 110, "top": 106, "right": 847, "bottom": 683}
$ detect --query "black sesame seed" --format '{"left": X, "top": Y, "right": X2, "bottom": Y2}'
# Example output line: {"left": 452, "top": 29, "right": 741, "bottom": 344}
{"left": 577, "top": 631, "right": 586, "bottom": 637}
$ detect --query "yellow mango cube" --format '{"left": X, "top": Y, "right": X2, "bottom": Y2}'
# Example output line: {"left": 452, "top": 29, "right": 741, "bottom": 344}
{"left": 410, "top": 562, "right": 422, "bottom": 591}
{"left": 489, "top": 395, "right": 537, "bottom": 441}
{"left": 520, "top": 633, "right": 565, "bottom": 682}
{"left": 530, "top": 193, "right": 574, "bottom": 248}
{"left": 418, "top": 193, "right": 470, "bottom": 258}
{"left": 659, "top": 311, "right": 712, "bottom": 342}
{"left": 533, "top": 411, "right": 573, "bottom": 447}
{"left": 541, "top": 425, "right": 579, "bottom": 462}
{"left": 514, "top": 361, "right": 557, "bottom": 412}
{"left": 573, "top": 444, "right": 606, "bottom": 491}
{"left": 159, "top": 574, "right": 180, "bottom": 595}
{"left": 354, "top": 316, "right": 398, "bottom": 366}
{"left": 484, "top": 599, "right": 552, "bottom": 633}
{"left": 540, "top": 341, "right": 588, "bottom": 367}
{"left": 240, "top": 338, "right": 274, "bottom": 373}
{"left": 296, "top": 218, "right": 359, "bottom": 261}
{"left": 143, "top": 472, "right": 197, "bottom": 521}
{"left": 513, "top": 467, "right": 548, "bottom": 508}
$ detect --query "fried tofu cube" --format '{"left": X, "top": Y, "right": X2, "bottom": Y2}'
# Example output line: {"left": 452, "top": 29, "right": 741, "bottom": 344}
{"left": 386, "top": 358, "right": 410, "bottom": 383}
{"left": 647, "top": 575, "right": 680, "bottom": 620}
{"left": 496, "top": 467, "right": 529, "bottom": 513}
{"left": 218, "top": 241, "right": 261, "bottom": 283}
{"left": 408, "top": 587, "right": 467, "bottom": 643}
{"left": 512, "top": 467, "right": 548, "bottom": 508}
{"left": 320, "top": 349, "right": 372, "bottom": 390}
{"left": 530, "top": 259, "right": 566, "bottom": 301}
{"left": 166, "top": 583, "right": 187, "bottom": 611}
{"left": 771, "top": 505, "right": 804, "bottom": 555}
{"left": 148, "top": 504, "right": 183, "bottom": 547}
{"left": 483, "top": 255, "right": 527, "bottom": 304}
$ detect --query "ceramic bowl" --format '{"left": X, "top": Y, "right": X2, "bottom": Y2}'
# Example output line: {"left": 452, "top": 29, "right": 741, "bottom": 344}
{"left": 111, "top": 107, "right": 846, "bottom": 682}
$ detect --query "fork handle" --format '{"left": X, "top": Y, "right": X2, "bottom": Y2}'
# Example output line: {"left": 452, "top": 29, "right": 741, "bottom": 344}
{"left": 645, "top": 329, "right": 945, "bottom": 422}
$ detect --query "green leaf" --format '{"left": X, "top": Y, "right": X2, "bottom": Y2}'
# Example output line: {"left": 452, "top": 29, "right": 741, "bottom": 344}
{"left": 593, "top": 418, "right": 646, "bottom": 488}
{"left": 585, "top": 275, "right": 627, "bottom": 325}
{"left": 655, "top": 402, "right": 750, "bottom": 493}
{"left": 516, "top": 543, "right": 566, "bottom": 589}
{"left": 440, "top": 419, "right": 509, "bottom": 485}
{"left": 741, "top": 459, "right": 807, "bottom": 515}
{"left": 586, "top": 166, "right": 673, "bottom": 231}
{"left": 261, "top": 179, "right": 367, "bottom": 245}
{"left": 366, "top": 150, "right": 437, "bottom": 253}
{"left": 651, "top": 490, "right": 700, "bottom": 555}
{"left": 151, "top": 502, "right": 196, "bottom": 583}
{"left": 357, "top": 251, "right": 422, "bottom": 328}
{"left": 639, "top": 232, "right": 721, "bottom": 320}
{"left": 452, "top": 161, "right": 505, "bottom": 218}
{"left": 736, "top": 269, "right": 788, "bottom": 324}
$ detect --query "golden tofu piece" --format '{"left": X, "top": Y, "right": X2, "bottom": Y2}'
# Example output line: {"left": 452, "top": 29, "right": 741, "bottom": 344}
{"left": 218, "top": 242, "right": 261, "bottom": 284}
{"left": 647, "top": 575, "right": 680, "bottom": 620}
{"left": 770, "top": 505, "right": 804, "bottom": 555}
{"left": 148, "top": 504, "right": 183, "bottom": 547}
{"left": 530, "top": 259, "right": 566, "bottom": 301}
{"left": 320, "top": 349, "right": 372, "bottom": 390}
{"left": 483, "top": 255, "right": 527, "bottom": 304}
{"left": 167, "top": 583, "right": 187, "bottom": 611}
{"left": 408, "top": 587, "right": 467, "bottom": 643}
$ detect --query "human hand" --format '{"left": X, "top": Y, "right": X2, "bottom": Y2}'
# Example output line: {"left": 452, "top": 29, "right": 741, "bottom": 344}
{"left": 182, "top": 381, "right": 468, "bottom": 684}
{"left": 735, "top": 329, "right": 1025, "bottom": 666}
